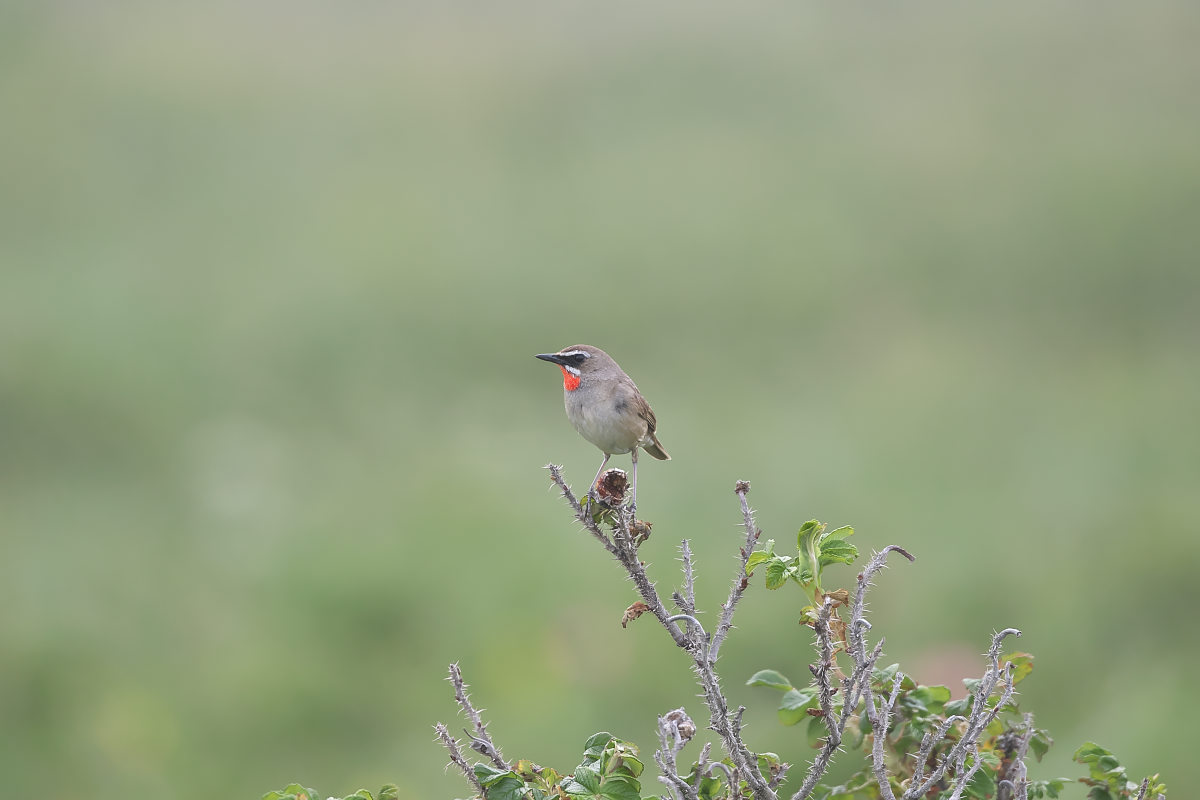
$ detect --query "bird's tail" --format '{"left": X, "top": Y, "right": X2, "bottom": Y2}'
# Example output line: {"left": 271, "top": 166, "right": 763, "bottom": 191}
{"left": 643, "top": 436, "right": 670, "bottom": 461}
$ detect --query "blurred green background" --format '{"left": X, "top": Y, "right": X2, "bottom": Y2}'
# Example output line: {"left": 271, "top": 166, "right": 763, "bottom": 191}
{"left": 2, "top": 1, "right": 1197, "bottom": 797}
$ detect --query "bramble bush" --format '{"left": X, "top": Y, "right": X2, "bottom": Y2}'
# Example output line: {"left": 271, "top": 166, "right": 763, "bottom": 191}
{"left": 262, "top": 468, "right": 1165, "bottom": 800}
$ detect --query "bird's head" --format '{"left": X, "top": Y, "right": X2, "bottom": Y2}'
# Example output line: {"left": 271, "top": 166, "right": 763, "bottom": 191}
{"left": 535, "top": 344, "right": 610, "bottom": 391}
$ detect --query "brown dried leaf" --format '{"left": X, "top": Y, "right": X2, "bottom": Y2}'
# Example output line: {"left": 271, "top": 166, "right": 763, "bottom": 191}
{"left": 825, "top": 588, "right": 850, "bottom": 607}
{"left": 622, "top": 601, "right": 650, "bottom": 628}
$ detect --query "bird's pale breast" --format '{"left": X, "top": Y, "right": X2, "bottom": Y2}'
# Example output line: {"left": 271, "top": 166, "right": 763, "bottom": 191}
{"left": 564, "top": 387, "right": 648, "bottom": 455}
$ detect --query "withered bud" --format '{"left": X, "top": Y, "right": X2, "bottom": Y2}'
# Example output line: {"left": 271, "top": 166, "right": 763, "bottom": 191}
{"left": 595, "top": 469, "right": 629, "bottom": 505}
{"left": 734, "top": 480, "right": 751, "bottom": 494}
{"left": 630, "top": 519, "right": 652, "bottom": 545}
{"left": 663, "top": 707, "right": 697, "bottom": 743}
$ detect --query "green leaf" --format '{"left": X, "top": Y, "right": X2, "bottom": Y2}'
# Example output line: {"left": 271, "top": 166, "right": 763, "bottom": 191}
{"left": 805, "top": 715, "right": 828, "bottom": 749}
{"left": 377, "top": 786, "right": 399, "bottom": 800}
{"left": 756, "top": 752, "right": 782, "bottom": 774}
{"left": 1004, "top": 652, "right": 1035, "bottom": 685}
{"left": 475, "top": 764, "right": 517, "bottom": 786}
{"left": 777, "top": 687, "right": 818, "bottom": 726}
{"left": 746, "top": 551, "right": 774, "bottom": 573}
{"left": 796, "top": 521, "right": 824, "bottom": 580}
{"left": 475, "top": 767, "right": 529, "bottom": 800}
{"left": 1029, "top": 778, "right": 1068, "bottom": 798}
{"left": 797, "top": 520, "right": 824, "bottom": 550}
{"left": 598, "top": 775, "right": 641, "bottom": 800}
{"left": 764, "top": 556, "right": 795, "bottom": 590}
{"left": 1073, "top": 742, "right": 1109, "bottom": 761}
{"left": 746, "top": 669, "right": 793, "bottom": 691}
{"left": 567, "top": 766, "right": 601, "bottom": 795}
{"left": 871, "top": 663, "right": 915, "bottom": 690}
{"left": 843, "top": 714, "right": 865, "bottom": 751}
{"left": 945, "top": 696, "right": 972, "bottom": 717}
{"left": 484, "top": 775, "right": 529, "bottom": 800}
{"left": 817, "top": 538, "right": 858, "bottom": 567}
{"left": 909, "top": 684, "right": 951, "bottom": 714}
{"left": 582, "top": 732, "right": 615, "bottom": 759}
{"left": 964, "top": 755, "right": 997, "bottom": 799}
{"left": 1030, "top": 728, "right": 1053, "bottom": 761}
{"left": 611, "top": 752, "right": 644, "bottom": 779}
{"left": 873, "top": 663, "right": 900, "bottom": 683}
{"left": 262, "top": 785, "right": 319, "bottom": 800}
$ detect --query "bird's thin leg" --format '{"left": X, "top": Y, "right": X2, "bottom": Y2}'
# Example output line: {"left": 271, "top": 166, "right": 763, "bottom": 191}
{"left": 589, "top": 453, "right": 611, "bottom": 500}
{"left": 630, "top": 448, "right": 638, "bottom": 513}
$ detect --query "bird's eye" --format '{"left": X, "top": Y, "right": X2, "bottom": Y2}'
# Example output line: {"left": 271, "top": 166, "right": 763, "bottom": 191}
{"left": 566, "top": 353, "right": 588, "bottom": 365}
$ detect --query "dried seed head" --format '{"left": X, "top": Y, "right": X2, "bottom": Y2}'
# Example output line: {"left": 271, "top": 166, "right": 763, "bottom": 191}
{"left": 596, "top": 469, "right": 629, "bottom": 504}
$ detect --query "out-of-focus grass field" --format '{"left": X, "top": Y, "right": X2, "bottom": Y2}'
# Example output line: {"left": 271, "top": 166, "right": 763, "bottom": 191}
{"left": 2, "top": 1, "right": 1197, "bottom": 797}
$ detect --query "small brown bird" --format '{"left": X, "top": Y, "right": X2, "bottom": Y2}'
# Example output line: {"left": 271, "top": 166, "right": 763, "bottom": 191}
{"left": 536, "top": 344, "right": 669, "bottom": 511}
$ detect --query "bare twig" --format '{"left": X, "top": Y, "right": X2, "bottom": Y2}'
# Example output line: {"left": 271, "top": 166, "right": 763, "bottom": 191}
{"left": 546, "top": 464, "right": 688, "bottom": 647}
{"left": 708, "top": 481, "right": 760, "bottom": 662}
{"left": 767, "top": 761, "right": 791, "bottom": 791}
{"left": 997, "top": 713, "right": 1034, "bottom": 800}
{"left": 655, "top": 708, "right": 699, "bottom": 800}
{"left": 1135, "top": 777, "right": 1150, "bottom": 800}
{"left": 947, "top": 753, "right": 986, "bottom": 800}
{"left": 434, "top": 722, "right": 486, "bottom": 797}
{"left": 863, "top": 671, "right": 904, "bottom": 800}
{"left": 903, "top": 629, "right": 1022, "bottom": 799}
{"left": 690, "top": 741, "right": 713, "bottom": 794}
{"left": 546, "top": 463, "right": 616, "bottom": 552}
{"left": 448, "top": 662, "right": 507, "bottom": 769}
{"left": 910, "top": 714, "right": 967, "bottom": 789}
{"left": 792, "top": 599, "right": 840, "bottom": 799}
{"left": 693, "top": 660, "right": 774, "bottom": 800}
{"left": 549, "top": 466, "right": 774, "bottom": 799}
{"left": 673, "top": 539, "right": 698, "bottom": 616}
{"left": 790, "top": 546, "right": 915, "bottom": 800}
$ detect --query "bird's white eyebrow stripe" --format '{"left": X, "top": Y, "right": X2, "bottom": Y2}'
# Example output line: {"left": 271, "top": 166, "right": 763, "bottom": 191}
{"left": 558, "top": 350, "right": 590, "bottom": 359}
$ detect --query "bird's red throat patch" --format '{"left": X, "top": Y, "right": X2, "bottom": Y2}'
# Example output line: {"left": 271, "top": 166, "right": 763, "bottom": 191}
{"left": 560, "top": 367, "right": 581, "bottom": 391}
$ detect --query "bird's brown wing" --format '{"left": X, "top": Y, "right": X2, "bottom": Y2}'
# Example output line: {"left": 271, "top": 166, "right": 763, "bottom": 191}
{"left": 635, "top": 393, "right": 670, "bottom": 460}
{"left": 635, "top": 393, "right": 657, "bottom": 435}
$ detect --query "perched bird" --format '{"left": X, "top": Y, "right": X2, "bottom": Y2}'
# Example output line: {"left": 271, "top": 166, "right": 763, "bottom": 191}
{"left": 535, "top": 344, "right": 669, "bottom": 511}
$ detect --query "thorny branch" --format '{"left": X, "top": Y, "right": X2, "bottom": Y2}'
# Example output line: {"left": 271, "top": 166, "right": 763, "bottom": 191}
{"left": 435, "top": 466, "right": 1063, "bottom": 800}
{"left": 448, "top": 662, "right": 507, "bottom": 770}
{"left": 655, "top": 708, "right": 699, "bottom": 800}
{"left": 546, "top": 463, "right": 688, "bottom": 648}
{"left": 434, "top": 722, "right": 485, "bottom": 797}
{"left": 546, "top": 468, "right": 776, "bottom": 800}
{"left": 673, "top": 540, "right": 698, "bottom": 615}
{"left": 997, "top": 713, "right": 1034, "bottom": 800}
{"left": 903, "top": 628, "right": 1022, "bottom": 800}
{"left": 791, "top": 546, "right": 915, "bottom": 800}
{"left": 708, "top": 481, "right": 760, "bottom": 662}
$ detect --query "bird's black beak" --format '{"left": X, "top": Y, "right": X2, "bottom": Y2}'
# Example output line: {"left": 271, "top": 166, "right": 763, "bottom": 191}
{"left": 535, "top": 353, "right": 569, "bottom": 366}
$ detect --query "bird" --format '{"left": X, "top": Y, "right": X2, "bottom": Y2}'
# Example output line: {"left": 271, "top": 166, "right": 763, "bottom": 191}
{"left": 535, "top": 344, "right": 669, "bottom": 512}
